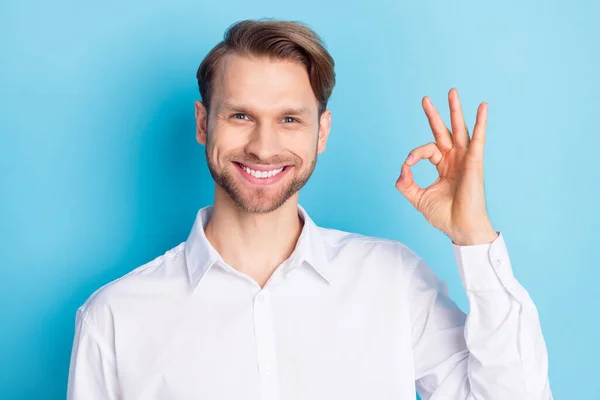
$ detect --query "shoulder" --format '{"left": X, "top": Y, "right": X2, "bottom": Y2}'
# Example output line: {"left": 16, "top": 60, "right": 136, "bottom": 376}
{"left": 317, "top": 226, "right": 423, "bottom": 274}
{"left": 76, "top": 242, "right": 187, "bottom": 327}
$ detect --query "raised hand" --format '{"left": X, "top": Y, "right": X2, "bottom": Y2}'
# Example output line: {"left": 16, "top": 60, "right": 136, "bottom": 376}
{"left": 395, "top": 88, "right": 498, "bottom": 246}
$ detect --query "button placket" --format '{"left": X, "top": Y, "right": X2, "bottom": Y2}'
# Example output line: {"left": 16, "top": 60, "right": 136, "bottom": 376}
{"left": 253, "top": 290, "right": 279, "bottom": 400}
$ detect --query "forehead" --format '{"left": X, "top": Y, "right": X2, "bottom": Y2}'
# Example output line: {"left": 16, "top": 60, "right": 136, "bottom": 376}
{"left": 212, "top": 53, "right": 318, "bottom": 115}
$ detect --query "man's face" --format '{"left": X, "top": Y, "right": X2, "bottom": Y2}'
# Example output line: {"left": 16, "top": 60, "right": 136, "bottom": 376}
{"left": 195, "top": 53, "right": 332, "bottom": 213}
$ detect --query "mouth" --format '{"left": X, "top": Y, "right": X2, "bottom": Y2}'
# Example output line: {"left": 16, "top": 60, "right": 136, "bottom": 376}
{"left": 233, "top": 162, "right": 293, "bottom": 186}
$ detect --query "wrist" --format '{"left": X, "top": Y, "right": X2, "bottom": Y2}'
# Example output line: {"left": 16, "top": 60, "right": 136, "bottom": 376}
{"left": 451, "top": 229, "right": 498, "bottom": 246}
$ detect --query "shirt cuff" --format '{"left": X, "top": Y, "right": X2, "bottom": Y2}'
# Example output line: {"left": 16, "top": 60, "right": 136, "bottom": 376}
{"left": 452, "top": 231, "right": 517, "bottom": 292}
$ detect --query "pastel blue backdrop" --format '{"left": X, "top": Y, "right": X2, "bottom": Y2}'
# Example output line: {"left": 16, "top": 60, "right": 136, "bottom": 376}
{"left": 1, "top": 0, "right": 598, "bottom": 398}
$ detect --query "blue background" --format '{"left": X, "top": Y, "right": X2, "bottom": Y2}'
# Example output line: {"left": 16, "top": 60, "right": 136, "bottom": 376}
{"left": 2, "top": 0, "right": 598, "bottom": 398}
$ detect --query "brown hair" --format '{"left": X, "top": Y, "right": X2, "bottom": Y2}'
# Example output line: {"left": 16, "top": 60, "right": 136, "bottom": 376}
{"left": 196, "top": 18, "right": 336, "bottom": 119}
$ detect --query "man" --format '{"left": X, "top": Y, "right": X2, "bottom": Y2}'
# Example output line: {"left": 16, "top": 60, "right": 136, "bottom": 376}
{"left": 67, "top": 19, "right": 553, "bottom": 399}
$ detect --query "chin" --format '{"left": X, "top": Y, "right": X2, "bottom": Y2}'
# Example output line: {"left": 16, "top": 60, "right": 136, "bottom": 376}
{"left": 231, "top": 196, "right": 290, "bottom": 214}
{"left": 234, "top": 184, "right": 295, "bottom": 213}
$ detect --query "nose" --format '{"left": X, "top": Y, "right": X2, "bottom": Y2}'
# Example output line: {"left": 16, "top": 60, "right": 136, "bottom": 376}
{"left": 244, "top": 122, "right": 282, "bottom": 161}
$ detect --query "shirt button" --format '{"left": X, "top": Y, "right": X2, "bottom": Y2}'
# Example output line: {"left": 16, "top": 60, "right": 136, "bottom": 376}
{"left": 264, "top": 366, "right": 272, "bottom": 376}
{"left": 257, "top": 294, "right": 265, "bottom": 302}
{"left": 495, "top": 258, "right": 502, "bottom": 267}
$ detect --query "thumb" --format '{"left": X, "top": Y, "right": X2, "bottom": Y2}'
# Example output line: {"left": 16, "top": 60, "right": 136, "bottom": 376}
{"left": 395, "top": 163, "right": 423, "bottom": 209}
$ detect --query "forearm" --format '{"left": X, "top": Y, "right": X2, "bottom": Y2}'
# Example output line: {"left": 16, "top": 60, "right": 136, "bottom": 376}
{"left": 455, "top": 232, "right": 552, "bottom": 399}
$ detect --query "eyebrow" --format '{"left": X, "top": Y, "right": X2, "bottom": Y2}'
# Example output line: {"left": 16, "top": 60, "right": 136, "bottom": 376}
{"left": 218, "top": 101, "right": 312, "bottom": 117}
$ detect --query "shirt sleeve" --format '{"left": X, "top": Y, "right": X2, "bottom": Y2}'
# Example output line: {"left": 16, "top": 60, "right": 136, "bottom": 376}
{"left": 408, "top": 231, "right": 553, "bottom": 400}
{"left": 67, "top": 307, "right": 120, "bottom": 400}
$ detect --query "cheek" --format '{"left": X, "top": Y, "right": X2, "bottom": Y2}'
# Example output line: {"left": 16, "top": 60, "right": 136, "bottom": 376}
{"left": 206, "top": 129, "right": 235, "bottom": 163}
{"left": 205, "top": 139, "right": 227, "bottom": 171}
{"left": 304, "top": 134, "right": 320, "bottom": 155}
{"left": 287, "top": 128, "right": 319, "bottom": 149}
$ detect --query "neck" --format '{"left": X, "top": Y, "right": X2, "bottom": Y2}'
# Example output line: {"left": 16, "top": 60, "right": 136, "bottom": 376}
{"left": 204, "top": 186, "right": 303, "bottom": 288}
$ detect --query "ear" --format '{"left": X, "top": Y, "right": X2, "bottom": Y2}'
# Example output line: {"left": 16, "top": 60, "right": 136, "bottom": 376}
{"left": 317, "top": 109, "right": 332, "bottom": 154}
{"left": 195, "top": 100, "right": 208, "bottom": 146}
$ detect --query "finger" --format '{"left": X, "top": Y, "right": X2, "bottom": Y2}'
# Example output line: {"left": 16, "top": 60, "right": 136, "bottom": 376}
{"left": 468, "top": 102, "right": 488, "bottom": 163}
{"left": 395, "top": 143, "right": 442, "bottom": 208}
{"left": 395, "top": 163, "right": 424, "bottom": 209}
{"left": 404, "top": 142, "right": 443, "bottom": 167}
{"left": 422, "top": 96, "right": 453, "bottom": 153}
{"left": 448, "top": 88, "right": 470, "bottom": 149}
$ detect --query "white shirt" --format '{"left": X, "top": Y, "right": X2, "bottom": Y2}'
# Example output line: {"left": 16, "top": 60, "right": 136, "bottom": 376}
{"left": 67, "top": 204, "right": 553, "bottom": 400}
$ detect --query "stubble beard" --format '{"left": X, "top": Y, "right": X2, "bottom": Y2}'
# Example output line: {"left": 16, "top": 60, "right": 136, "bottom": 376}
{"left": 205, "top": 145, "right": 318, "bottom": 214}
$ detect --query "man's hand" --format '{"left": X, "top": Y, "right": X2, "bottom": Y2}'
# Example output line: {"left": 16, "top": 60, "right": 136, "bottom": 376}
{"left": 395, "top": 88, "right": 498, "bottom": 246}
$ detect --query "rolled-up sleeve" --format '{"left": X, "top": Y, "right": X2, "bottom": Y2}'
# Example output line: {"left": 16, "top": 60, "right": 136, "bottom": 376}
{"left": 409, "top": 231, "right": 553, "bottom": 399}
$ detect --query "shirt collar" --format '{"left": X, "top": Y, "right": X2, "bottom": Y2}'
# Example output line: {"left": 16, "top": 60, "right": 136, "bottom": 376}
{"left": 184, "top": 204, "right": 330, "bottom": 289}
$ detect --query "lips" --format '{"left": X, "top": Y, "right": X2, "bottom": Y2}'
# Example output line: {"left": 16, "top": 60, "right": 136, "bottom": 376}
{"left": 235, "top": 161, "right": 290, "bottom": 172}
{"left": 233, "top": 162, "right": 292, "bottom": 186}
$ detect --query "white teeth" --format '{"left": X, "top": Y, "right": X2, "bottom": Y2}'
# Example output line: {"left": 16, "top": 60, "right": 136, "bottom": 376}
{"left": 241, "top": 165, "right": 285, "bottom": 179}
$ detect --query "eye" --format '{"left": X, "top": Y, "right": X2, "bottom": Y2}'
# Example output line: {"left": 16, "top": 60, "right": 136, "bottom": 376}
{"left": 283, "top": 116, "right": 299, "bottom": 123}
{"left": 232, "top": 113, "right": 250, "bottom": 121}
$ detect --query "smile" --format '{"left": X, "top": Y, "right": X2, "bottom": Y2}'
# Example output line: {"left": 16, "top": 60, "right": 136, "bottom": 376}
{"left": 240, "top": 164, "right": 285, "bottom": 179}
{"left": 233, "top": 162, "right": 292, "bottom": 185}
